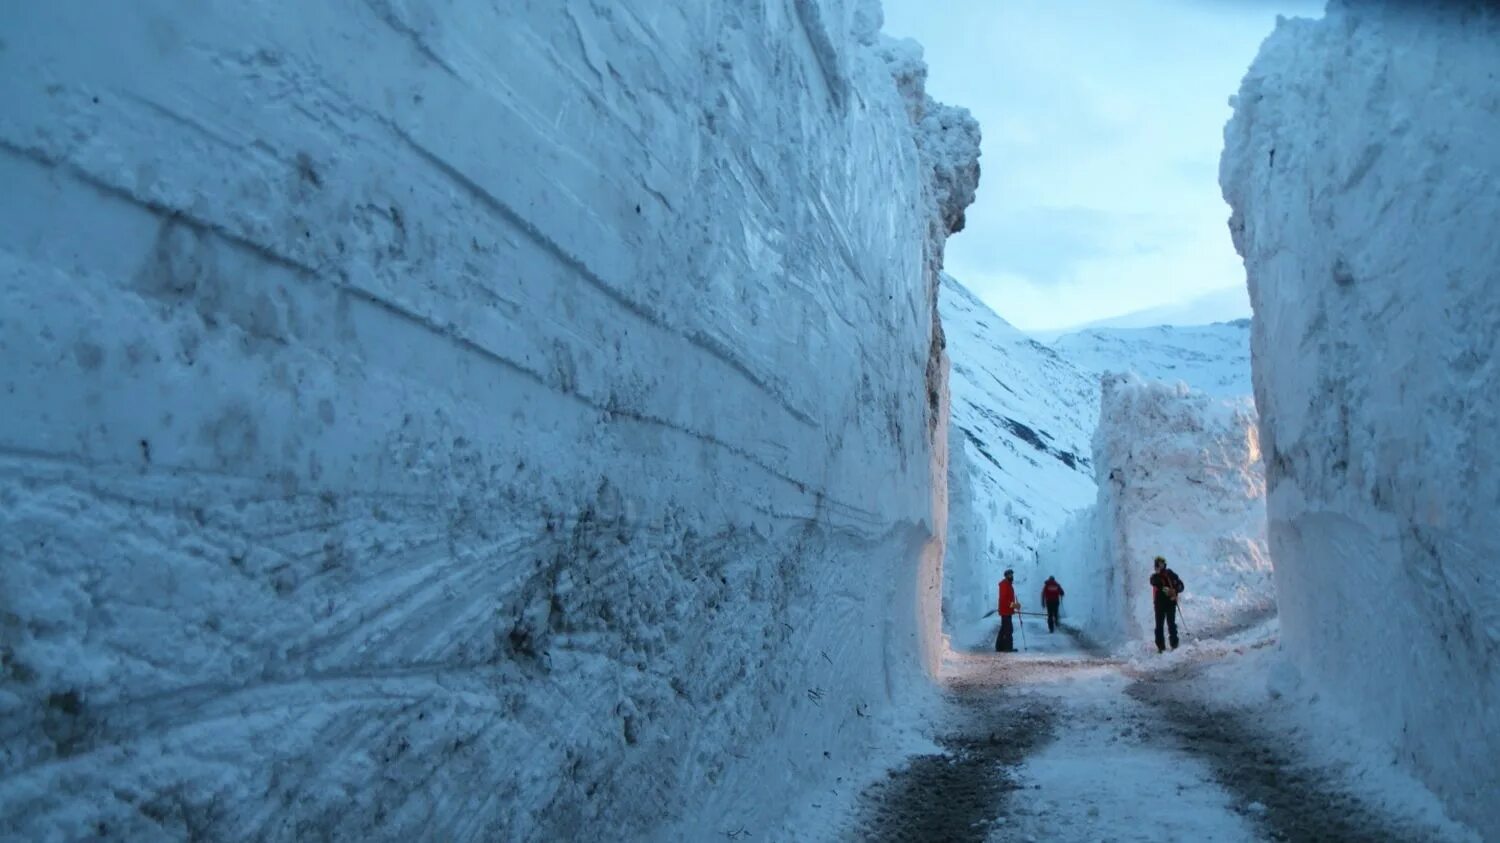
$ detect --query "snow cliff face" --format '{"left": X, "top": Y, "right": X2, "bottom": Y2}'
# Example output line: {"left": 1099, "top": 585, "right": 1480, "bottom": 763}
{"left": 1222, "top": 2, "right": 1500, "bottom": 834}
{"left": 1045, "top": 375, "right": 1270, "bottom": 646}
{"left": 0, "top": 3, "right": 976, "bottom": 839}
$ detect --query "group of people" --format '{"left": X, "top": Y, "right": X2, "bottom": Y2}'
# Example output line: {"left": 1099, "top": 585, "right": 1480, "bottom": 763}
{"left": 994, "top": 556, "right": 1185, "bottom": 654}
{"left": 993, "top": 569, "right": 1066, "bottom": 652}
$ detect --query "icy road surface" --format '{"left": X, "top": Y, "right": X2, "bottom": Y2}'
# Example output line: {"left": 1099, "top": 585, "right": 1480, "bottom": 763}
{"left": 844, "top": 623, "right": 1479, "bottom": 843}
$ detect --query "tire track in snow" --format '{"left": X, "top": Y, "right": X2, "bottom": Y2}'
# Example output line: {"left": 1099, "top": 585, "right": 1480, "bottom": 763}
{"left": 1129, "top": 670, "right": 1451, "bottom": 842}
{"left": 843, "top": 628, "right": 1470, "bottom": 842}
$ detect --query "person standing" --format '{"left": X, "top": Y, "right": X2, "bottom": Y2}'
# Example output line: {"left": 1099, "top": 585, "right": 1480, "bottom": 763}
{"left": 1040, "top": 576, "right": 1065, "bottom": 633}
{"left": 1150, "top": 556, "right": 1185, "bottom": 653}
{"left": 995, "top": 569, "right": 1020, "bottom": 652}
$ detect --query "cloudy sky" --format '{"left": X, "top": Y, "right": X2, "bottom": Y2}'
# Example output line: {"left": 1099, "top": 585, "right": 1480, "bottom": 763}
{"left": 881, "top": 0, "right": 1324, "bottom": 334}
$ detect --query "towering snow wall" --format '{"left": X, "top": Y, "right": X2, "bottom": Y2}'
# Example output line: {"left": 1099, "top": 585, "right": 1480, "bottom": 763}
{"left": 0, "top": 2, "right": 978, "bottom": 839}
{"left": 1222, "top": 2, "right": 1500, "bottom": 833}
{"left": 1042, "top": 375, "right": 1270, "bottom": 646}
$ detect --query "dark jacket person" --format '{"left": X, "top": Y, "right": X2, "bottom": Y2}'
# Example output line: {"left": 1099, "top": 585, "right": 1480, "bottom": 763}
{"left": 1041, "top": 577, "right": 1065, "bottom": 633}
{"left": 1149, "top": 556, "right": 1185, "bottom": 653}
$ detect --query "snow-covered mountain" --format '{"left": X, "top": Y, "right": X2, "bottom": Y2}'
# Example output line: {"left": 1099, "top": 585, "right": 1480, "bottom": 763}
{"left": 1223, "top": 2, "right": 1500, "bottom": 835}
{"left": 1054, "top": 320, "right": 1253, "bottom": 398}
{"left": 940, "top": 276, "right": 1097, "bottom": 632}
{"left": 0, "top": 5, "right": 978, "bottom": 840}
{"left": 940, "top": 275, "right": 1255, "bottom": 637}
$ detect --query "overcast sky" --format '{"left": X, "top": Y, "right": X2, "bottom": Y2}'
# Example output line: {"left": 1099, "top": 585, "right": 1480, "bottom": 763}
{"left": 881, "top": 0, "right": 1324, "bottom": 333}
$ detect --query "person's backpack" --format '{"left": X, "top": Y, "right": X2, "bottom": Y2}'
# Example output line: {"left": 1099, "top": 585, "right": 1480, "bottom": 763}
{"left": 1171, "top": 572, "right": 1185, "bottom": 594}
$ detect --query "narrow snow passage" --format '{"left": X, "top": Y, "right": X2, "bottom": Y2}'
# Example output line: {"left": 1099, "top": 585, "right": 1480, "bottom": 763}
{"left": 843, "top": 627, "right": 1476, "bottom": 843}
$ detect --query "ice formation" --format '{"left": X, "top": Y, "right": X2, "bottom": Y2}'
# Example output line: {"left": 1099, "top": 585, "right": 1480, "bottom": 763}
{"left": 1222, "top": 1, "right": 1500, "bottom": 833}
{"left": 0, "top": 2, "right": 977, "bottom": 839}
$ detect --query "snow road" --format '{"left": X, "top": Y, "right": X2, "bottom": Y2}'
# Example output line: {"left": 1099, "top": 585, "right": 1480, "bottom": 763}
{"left": 844, "top": 626, "right": 1479, "bottom": 842}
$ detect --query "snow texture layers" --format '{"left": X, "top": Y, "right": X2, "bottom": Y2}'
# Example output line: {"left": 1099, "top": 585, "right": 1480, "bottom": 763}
{"left": 1221, "top": 2, "right": 1500, "bottom": 834}
{"left": 1047, "top": 375, "right": 1271, "bottom": 647}
{"left": 0, "top": 2, "right": 977, "bottom": 840}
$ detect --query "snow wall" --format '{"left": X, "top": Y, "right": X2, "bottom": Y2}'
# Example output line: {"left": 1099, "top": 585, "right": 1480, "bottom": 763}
{"left": 0, "top": 3, "right": 978, "bottom": 840}
{"left": 1222, "top": 1, "right": 1500, "bottom": 834}
{"left": 1041, "top": 374, "right": 1270, "bottom": 647}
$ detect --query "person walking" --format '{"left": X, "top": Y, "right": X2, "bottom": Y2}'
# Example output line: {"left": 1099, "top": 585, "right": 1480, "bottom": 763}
{"left": 1041, "top": 576, "right": 1065, "bottom": 633}
{"left": 1150, "top": 556, "right": 1185, "bottom": 653}
{"left": 995, "top": 569, "right": 1021, "bottom": 652}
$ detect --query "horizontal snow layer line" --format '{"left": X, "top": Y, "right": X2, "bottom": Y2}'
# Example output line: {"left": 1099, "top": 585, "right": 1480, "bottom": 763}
{"left": 0, "top": 145, "right": 901, "bottom": 521}
{"left": 0, "top": 447, "right": 905, "bottom": 561}
{"left": 0, "top": 125, "right": 822, "bottom": 431}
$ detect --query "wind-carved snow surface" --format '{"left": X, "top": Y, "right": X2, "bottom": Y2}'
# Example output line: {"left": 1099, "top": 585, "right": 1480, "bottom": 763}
{"left": 1222, "top": 2, "right": 1500, "bottom": 835}
{"left": 1040, "top": 374, "right": 1271, "bottom": 647}
{"left": 0, "top": 3, "right": 978, "bottom": 840}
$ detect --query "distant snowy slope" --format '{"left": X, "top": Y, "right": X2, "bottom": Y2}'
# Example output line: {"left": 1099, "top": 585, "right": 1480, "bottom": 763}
{"left": 940, "top": 275, "right": 1097, "bottom": 629}
{"left": 940, "top": 278, "right": 1257, "bottom": 634}
{"left": 1054, "top": 320, "right": 1252, "bottom": 398}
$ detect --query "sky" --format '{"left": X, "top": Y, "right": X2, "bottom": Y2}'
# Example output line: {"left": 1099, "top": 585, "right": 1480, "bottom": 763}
{"left": 881, "top": 0, "right": 1325, "bottom": 333}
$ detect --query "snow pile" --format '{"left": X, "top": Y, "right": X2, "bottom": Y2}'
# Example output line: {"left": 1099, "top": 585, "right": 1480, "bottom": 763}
{"left": 1043, "top": 374, "right": 1271, "bottom": 647}
{"left": 0, "top": 3, "right": 976, "bottom": 840}
{"left": 1054, "top": 320, "right": 1252, "bottom": 398}
{"left": 1222, "top": 1, "right": 1500, "bottom": 834}
{"left": 939, "top": 276, "right": 1097, "bottom": 637}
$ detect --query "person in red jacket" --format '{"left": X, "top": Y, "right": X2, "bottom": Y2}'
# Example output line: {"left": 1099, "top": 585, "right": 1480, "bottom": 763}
{"left": 1040, "top": 576, "right": 1065, "bottom": 633}
{"left": 995, "top": 569, "right": 1020, "bottom": 652}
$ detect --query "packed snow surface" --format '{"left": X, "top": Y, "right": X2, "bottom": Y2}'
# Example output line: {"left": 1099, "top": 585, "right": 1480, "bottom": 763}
{"left": 1222, "top": 1, "right": 1500, "bottom": 834}
{"left": 847, "top": 627, "right": 1478, "bottom": 842}
{"left": 0, "top": 2, "right": 978, "bottom": 839}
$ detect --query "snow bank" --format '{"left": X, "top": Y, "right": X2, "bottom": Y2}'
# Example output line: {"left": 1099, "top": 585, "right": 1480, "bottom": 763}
{"left": 1043, "top": 374, "right": 1271, "bottom": 647}
{"left": 1221, "top": 2, "right": 1500, "bottom": 834}
{"left": 0, "top": 2, "right": 977, "bottom": 839}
